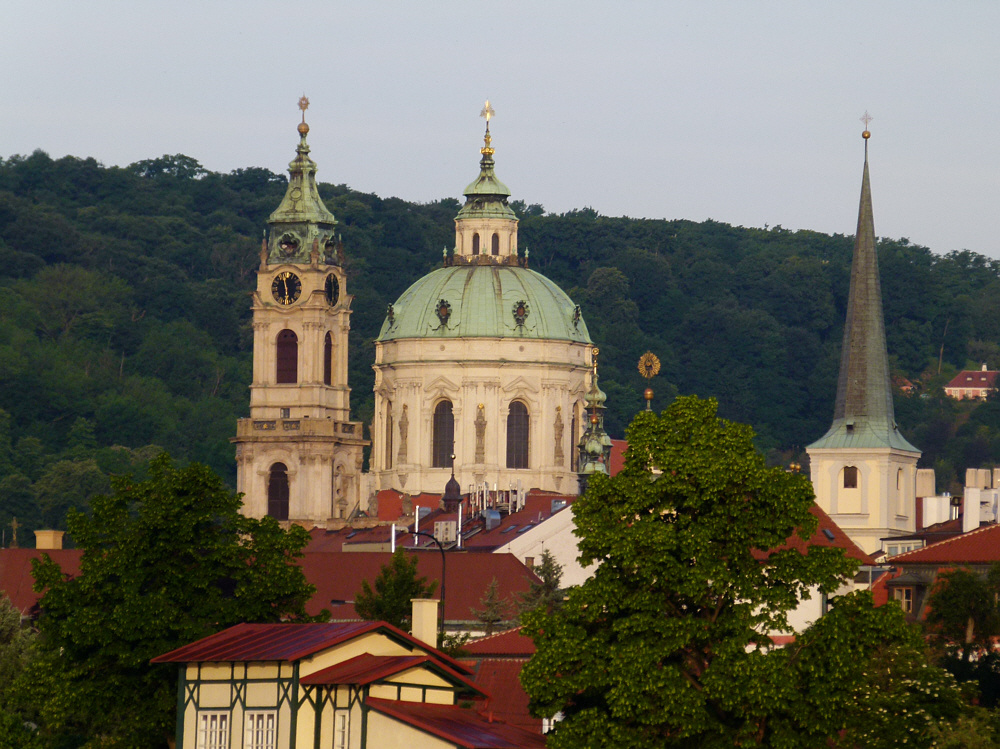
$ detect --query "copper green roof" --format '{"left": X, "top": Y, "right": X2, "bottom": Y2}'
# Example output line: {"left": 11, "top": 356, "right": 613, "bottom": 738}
{"left": 455, "top": 144, "right": 516, "bottom": 221}
{"left": 377, "top": 265, "right": 591, "bottom": 343}
{"left": 810, "top": 142, "right": 919, "bottom": 453}
{"left": 265, "top": 121, "right": 339, "bottom": 264}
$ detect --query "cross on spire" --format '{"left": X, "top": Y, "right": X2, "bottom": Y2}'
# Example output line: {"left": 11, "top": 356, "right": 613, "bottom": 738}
{"left": 298, "top": 95, "right": 310, "bottom": 123}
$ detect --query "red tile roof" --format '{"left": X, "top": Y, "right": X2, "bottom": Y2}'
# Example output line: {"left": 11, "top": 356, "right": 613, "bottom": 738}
{"left": 301, "top": 653, "right": 484, "bottom": 696}
{"left": 367, "top": 696, "right": 546, "bottom": 749}
{"left": 300, "top": 551, "right": 538, "bottom": 623}
{"left": 463, "top": 627, "right": 535, "bottom": 657}
{"left": 751, "top": 504, "right": 875, "bottom": 566}
{"left": 461, "top": 658, "right": 540, "bottom": 734}
{"left": 0, "top": 549, "right": 81, "bottom": 613}
{"left": 609, "top": 439, "right": 627, "bottom": 476}
{"left": 151, "top": 621, "right": 469, "bottom": 673}
{"left": 945, "top": 369, "right": 999, "bottom": 391}
{"left": 889, "top": 522, "right": 1000, "bottom": 565}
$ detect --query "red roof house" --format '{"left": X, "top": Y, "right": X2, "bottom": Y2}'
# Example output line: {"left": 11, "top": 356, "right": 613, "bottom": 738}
{"left": 945, "top": 365, "right": 999, "bottom": 400}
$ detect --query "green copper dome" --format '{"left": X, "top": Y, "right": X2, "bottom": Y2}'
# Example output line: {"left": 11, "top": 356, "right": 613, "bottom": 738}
{"left": 378, "top": 265, "right": 591, "bottom": 343}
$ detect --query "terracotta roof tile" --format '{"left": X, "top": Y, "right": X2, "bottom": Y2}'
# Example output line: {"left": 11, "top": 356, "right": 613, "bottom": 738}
{"left": 462, "top": 658, "right": 541, "bottom": 734}
{"left": 0, "top": 549, "right": 81, "bottom": 614}
{"left": 751, "top": 504, "right": 875, "bottom": 566}
{"left": 889, "top": 522, "right": 1000, "bottom": 565}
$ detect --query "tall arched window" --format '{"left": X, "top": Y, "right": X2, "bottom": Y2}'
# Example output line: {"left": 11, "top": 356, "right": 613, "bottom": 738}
{"left": 276, "top": 330, "right": 298, "bottom": 384}
{"left": 570, "top": 409, "right": 579, "bottom": 472}
{"left": 323, "top": 332, "right": 333, "bottom": 386}
{"left": 507, "top": 401, "right": 529, "bottom": 469}
{"left": 267, "top": 463, "right": 289, "bottom": 520}
{"left": 385, "top": 403, "right": 394, "bottom": 470}
{"left": 433, "top": 401, "right": 454, "bottom": 468}
{"left": 491, "top": 232, "right": 500, "bottom": 255}
{"left": 471, "top": 233, "right": 480, "bottom": 255}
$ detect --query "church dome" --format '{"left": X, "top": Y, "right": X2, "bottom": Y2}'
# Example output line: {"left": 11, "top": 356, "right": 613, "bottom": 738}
{"left": 377, "top": 265, "right": 591, "bottom": 343}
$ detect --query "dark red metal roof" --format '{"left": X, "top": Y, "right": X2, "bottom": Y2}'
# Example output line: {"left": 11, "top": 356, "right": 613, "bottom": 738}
{"left": 366, "top": 696, "right": 547, "bottom": 748}
{"left": 461, "top": 658, "right": 541, "bottom": 734}
{"left": 463, "top": 627, "right": 535, "bottom": 657}
{"left": 152, "top": 622, "right": 379, "bottom": 663}
{"left": 152, "top": 621, "right": 472, "bottom": 674}
{"left": 300, "top": 652, "right": 485, "bottom": 696}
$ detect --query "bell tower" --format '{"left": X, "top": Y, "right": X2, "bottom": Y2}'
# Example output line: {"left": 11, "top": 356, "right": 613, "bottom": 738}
{"left": 234, "top": 98, "right": 367, "bottom": 525}
{"left": 807, "top": 118, "right": 920, "bottom": 555}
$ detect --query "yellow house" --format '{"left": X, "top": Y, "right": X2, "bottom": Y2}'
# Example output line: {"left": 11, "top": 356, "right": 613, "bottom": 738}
{"left": 153, "top": 607, "right": 545, "bottom": 749}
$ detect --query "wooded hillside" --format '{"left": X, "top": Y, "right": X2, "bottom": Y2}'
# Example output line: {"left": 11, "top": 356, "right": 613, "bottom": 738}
{"left": 1, "top": 150, "right": 998, "bottom": 539}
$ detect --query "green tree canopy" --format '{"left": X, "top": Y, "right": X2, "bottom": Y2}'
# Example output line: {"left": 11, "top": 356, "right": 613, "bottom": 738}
{"left": 19, "top": 454, "right": 320, "bottom": 747}
{"left": 521, "top": 396, "right": 962, "bottom": 748}
{"left": 354, "top": 548, "right": 437, "bottom": 631}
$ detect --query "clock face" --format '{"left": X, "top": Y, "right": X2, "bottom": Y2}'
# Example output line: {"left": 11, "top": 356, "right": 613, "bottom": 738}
{"left": 325, "top": 274, "right": 340, "bottom": 306}
{"left": 271, "top": 271, "right": 302, "bottom": 306}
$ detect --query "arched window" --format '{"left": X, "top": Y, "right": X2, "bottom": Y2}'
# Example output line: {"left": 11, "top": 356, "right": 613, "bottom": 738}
{"left": 385, "top": 403, "right": 394, "bottom": 470}
{"left": 276, "top": 330, "right": 298, "bottom": 384}
{"left": 491, "top": 232, "right": 500, "bottom": 255}
{"left": 471, "top": 233, "right": 480, "bottom": 255}
{"left": 267, "top": 463, "right": 289, "bottom": 520}
{"left": 897, "top": 468, "right": 903, "bottom": 490}
{"left": 843, "top": 465, "right": 858, "bottom": 489}
{"left": 323, "top": 332, "right": 333, "bottom": 386}
{"left": 432, "top": 401, "right": 454, "bottom": 468}
{"left": 507, "top": 401, "right": 529, "bottom": 469}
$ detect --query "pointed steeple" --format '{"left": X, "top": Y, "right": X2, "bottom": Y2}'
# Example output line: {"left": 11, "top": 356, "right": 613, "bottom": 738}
{"left": 578, "top": 347, "right": 613, "bottom": 493}
{"left": 809, "top": 127, "right": 918, "bottom": 453}
{"left": 266, "top": 96, "right": 339, "bottom": 265}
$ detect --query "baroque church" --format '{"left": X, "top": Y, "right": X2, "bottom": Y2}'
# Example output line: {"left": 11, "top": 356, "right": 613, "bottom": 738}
{"left": 233, "top": 100, "right": 916, "bottom": 561}
{"left": 234, "top": 102, "right": 609, "bottom": 525}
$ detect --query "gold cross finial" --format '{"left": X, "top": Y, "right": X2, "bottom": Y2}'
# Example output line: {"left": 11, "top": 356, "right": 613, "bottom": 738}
{"left": 298, "top": 95, "right": 310, "bottom": 122}
{"left": 479, "top": 100, "right": 496, "bottom": 154}
{"left": 860, "top": 110, "right": 872, "bottom": 140}
{"left": 9, "top": 517, "right": 19, "bottom": 548}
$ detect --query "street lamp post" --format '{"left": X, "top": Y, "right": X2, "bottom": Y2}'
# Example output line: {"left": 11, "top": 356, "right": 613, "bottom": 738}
{"left": 410, "top": 531, "right": 446, "bottom": 644}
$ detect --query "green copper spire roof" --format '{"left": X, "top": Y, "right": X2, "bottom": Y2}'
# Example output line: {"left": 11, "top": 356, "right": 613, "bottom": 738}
{"left": 265, "top": 97, "right": 339, "bottom": 265}
{"left": 456, "top": 101, "right": 516, "bottom": 221}
{"left": 810, "top": 130, "right": 919, "bottom": 453}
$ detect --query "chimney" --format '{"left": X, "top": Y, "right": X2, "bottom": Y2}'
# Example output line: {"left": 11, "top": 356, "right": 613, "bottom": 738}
{"left": 963, "top": 488, "right": 982, "bottom": 534}
{"left": 34, "top": 530, "right": 65, "bottom": 550}
{"left": 915, "top": 469, "right": 936, "bottom": 498}
{"left": 410, "top": 598, "right": 439, "bottom": 647}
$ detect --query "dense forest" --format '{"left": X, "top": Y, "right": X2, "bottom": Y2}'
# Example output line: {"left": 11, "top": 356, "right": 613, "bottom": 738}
{"left": 1, "top": 149, "right": 999, "bottom": 541}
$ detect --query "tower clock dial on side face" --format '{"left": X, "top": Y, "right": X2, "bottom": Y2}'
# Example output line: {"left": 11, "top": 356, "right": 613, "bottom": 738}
{"left": 271, "top": 271, "right": 302, "bottom": 305}
{"left": 325, "top": 273, "right": 340, "bottom": 306}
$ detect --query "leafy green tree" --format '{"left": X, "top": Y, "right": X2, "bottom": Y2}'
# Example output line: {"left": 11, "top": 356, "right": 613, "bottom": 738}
{"left": 522, "top": 396, "right": 961, "bottom": 748}
{"left": 517, "top": 549, "right": 564, "bottom": 617}
{"left": 472, "top": 577, "right": 508, "bottom": 636}
{"left": 925, "top": 566, "right": 1000, "bottom": 660}
{"left": 20, "top": 454, "right": 319, "bottom": 747}
{"left": 355, "top": 549, "right": 437, "bottom": 631}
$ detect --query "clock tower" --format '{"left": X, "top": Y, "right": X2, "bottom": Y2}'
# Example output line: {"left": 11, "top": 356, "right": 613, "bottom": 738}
{"left": 233, "top": 99, "right": 367, "bottom": 525}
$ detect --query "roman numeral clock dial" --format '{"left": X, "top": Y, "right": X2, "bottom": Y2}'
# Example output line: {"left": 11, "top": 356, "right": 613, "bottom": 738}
{"left": 271, "top": 271, "right": 301, "bottom": 305}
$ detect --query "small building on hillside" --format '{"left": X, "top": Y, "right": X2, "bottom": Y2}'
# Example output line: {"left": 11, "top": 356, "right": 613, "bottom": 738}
{"left": 152, "top": 612, "right": 546, "bottom": 749}
{"left": 944, "top": 364, "right": 999, "bottom": 400}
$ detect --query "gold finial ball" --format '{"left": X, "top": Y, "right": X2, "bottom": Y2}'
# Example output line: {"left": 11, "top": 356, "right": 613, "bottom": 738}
{"left": 590, "top": 413, "right": 599, "bottom": 424}
{"left": 862, "top": 130, "right": 870, "bottom": 140}
{"left": 298, "top": 122, "right": 310, "bottom": 135}
{"left": 644, "top": 388, "right": 654, "bottom": 401}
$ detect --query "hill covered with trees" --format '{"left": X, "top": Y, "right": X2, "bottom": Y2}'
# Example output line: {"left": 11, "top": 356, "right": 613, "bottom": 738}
{"left": 1, "top": 149, "right": 998, "bottom": 539}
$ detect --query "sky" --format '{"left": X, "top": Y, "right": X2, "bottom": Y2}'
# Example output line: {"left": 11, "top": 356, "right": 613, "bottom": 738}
{"left": 3, "top": 2, "right": 998, "bottom": 259}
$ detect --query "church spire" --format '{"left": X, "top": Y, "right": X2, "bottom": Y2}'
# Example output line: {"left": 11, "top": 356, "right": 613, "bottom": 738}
{"left": 265, "top": 96, "right": 339, "bottom": 265}
{"left": 809, "top": 119, "right": 918, "bottom": 453}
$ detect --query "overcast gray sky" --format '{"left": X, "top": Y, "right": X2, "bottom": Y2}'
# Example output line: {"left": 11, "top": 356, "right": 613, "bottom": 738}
{"left": 3, "top": 2, "right": 997, "bottom": 258}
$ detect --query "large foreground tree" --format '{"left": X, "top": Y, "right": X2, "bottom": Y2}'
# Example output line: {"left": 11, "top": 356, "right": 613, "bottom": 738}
{"left": 521, "top": 396, "right": 962, "bottom": 748}
{"left": 19, "top": 455, "right": 320, "bottom": 747}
